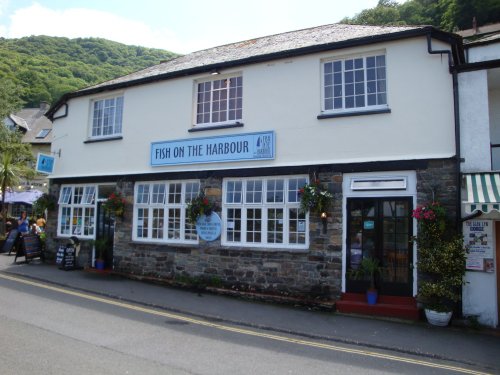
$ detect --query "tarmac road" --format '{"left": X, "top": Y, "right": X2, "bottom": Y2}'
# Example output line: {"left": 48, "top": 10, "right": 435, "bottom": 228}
{"left": 0, "top": 253, "right": 499, "bottom": 374}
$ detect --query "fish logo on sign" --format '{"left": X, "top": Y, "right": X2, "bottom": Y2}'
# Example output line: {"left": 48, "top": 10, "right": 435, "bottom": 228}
{"left": 255, "top": 135, "right": 272, "bottom": 158}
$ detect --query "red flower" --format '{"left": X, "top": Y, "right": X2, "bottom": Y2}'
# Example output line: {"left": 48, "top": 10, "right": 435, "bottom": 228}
{"left": 203, "top": 198, "right": 209, "bottom": 205}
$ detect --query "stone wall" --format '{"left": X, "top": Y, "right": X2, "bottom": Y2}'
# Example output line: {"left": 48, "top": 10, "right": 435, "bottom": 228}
{"left": 112, "top": 173, "right": 343, "bottom": 301}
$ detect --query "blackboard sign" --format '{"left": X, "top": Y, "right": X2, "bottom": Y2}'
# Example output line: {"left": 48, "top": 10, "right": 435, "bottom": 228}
{"left": 15, "top": 234, "right": 43, "bottom": 263}
{"left": 3, "top": 229, "right": 19, "bottom": 255}
{"left": 58, "top": 245, "right": 76, "bottom": 271}
{"left": 56, "top": 245, "right": 65, "bottom": 265}
{"left": 62, "top": 246, "right": 75, "bottom": 270}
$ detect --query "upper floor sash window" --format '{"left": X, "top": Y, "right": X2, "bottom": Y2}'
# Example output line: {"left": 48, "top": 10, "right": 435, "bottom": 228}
{"left": 196, "top": 76, "right": 242, "bottom": 126}
{"left": 322, "top": 54, "right": 387, "bottom": 113}
{"left": 91, "top": 96, "right": 124, "bottom": 138}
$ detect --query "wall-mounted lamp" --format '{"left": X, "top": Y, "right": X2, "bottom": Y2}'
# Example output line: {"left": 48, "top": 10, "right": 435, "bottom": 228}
{"left": 320, "top": 212, "right": 328, "bottom": 234}
{"left": 210, "top": 68, "right": 220, "bottom": 75}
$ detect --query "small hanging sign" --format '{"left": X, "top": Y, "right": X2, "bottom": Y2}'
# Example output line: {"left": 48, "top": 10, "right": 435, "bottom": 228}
{"left": 196, "top": 212, "right": 222, "bottom": 241}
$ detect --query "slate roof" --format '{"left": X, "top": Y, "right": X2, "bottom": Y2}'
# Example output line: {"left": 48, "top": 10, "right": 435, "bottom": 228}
{"left": 47, "top": 23, "right": 461, "bottom": 119}
{"left": 86, "top": 24, "right": 427, "bottom": 91}
{"left": 10, "top": 104, "right": 53, "bottom": 144}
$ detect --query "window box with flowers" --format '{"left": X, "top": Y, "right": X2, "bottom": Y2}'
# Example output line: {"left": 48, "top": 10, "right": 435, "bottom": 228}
{"left": 298, "top": 179, "right": 333, "bottom": 216}
{"left": 186, "top": 191, "right": 217, "bottom": 225}
{"left": 103, "top": 192, "right": 126, "bottom": 217}
{"left": 412, "top": 202, "right": 467, "bottom": 326}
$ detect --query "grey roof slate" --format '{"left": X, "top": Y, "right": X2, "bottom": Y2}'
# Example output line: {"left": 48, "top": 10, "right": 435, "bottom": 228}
{"left": 12, "top": 106, "right": 53, "bottom": 144}
{"left": 85, "top": 23, "right": 425, "bottom": 91}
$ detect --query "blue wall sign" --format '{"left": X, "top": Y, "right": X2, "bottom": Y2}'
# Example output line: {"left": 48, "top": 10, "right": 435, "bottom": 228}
{"left": 36, "top": 153, "right": 55, "bottom": 174}
{"left": 196, "top": 212, "right": 222, "bottom": 241}
{"left": 151, "top": 131, "right": 274, "bottom": 166}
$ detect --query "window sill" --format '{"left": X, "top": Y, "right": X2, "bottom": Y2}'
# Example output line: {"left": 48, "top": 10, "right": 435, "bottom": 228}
{"left": 220, "top": 244, "right": 309, "bottom": 253}
{"left": 188, "top": 122, "right": 244, "bottom": 133}
{"left": 317, "top": 108, "right": 391, "bottom": 120}
{"left": 84, "top": 136, "right": 123, "bottom": 144}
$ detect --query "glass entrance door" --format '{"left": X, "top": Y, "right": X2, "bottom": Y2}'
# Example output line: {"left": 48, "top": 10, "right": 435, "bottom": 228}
{"left": 346, "top": 197, "right": 413, "bottom": 296}
{"left": 96, "top": 202, "right": 115, "bottom": 269}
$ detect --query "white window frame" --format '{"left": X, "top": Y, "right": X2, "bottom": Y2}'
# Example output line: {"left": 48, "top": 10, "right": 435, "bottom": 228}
{"left": 321, "top": 51, "right": 388, "bottom": 114}
{"left": 194, "top": 74, "right": 243, "bottom": 127}
{"left": 90, "top": 94, "right": 124, "bottom": 139}
{"left": 222, "top": 176, "right": 309, "bottom": 250}
{"left": 133, "top": 180, "right": 200, "bottom": 244}
{"left": 57, "top": 184, "right": 97, "bottom": 238}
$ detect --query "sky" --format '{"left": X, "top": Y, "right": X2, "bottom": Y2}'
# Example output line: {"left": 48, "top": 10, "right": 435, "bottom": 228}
{"left": 0, "top": 0, "right": 397, "bottom": 54}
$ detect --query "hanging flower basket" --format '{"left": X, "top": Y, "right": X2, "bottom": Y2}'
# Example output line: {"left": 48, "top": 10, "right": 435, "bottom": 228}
{"left": 186, "top": 191, "right": 216, "bottom": 225}
{"left": 103, "top": 192, "right": 126, "bottom": 217}
{"left": 298, "top": 179, "right": 333, "bottom": 215}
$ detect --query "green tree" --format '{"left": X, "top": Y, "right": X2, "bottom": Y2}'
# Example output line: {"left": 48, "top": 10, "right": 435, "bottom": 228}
{"left": 0, "top": 78, "right": 24, "bottom": 119}
{"left": 0, "top": 152, "right": 36, "bottom": 234}
{"left": 0, "top": 78, "right": 35, "bottom": 234}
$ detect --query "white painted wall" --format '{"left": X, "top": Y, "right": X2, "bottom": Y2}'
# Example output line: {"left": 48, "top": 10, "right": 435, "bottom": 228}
{"left": 51, "top": 36, "right": 456, "bottom": 179}
{"left": 463, "top": 270, "right": 498, "bottom": 327}
{"left": 467, "top": 44, "right": 500, "bottom": 63}
{"left": 459, "top": 70, "right": 491, "bottom": 172}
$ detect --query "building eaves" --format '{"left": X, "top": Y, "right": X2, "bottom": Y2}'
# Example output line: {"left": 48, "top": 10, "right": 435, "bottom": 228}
{"left": 46, "top": 23, "right": 458, "bottom": 120}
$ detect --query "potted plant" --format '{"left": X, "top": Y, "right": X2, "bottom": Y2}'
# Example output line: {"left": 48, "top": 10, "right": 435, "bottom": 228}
{"left": 92, "top": 238, "right": 108, "bottom": 270}
{"left": 351, "top": 257, "right": 383, "bottom": 305}
{"left": 186, "top": 191, "right": 216, "bottom": 225}
{"left": 413, "top": 202, "right": 467, "bottom": 326}
{"left": 299, "top": 179, "right": 333, "bottom": 216}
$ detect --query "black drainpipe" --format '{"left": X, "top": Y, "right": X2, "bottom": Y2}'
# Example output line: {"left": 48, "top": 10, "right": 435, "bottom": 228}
{"left": 426, "top": 33, "right": 462, "bottom": 233}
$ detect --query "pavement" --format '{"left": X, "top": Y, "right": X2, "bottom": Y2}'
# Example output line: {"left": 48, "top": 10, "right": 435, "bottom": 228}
{"left": 1, "top": 252, "right": 499, "bottom": 373}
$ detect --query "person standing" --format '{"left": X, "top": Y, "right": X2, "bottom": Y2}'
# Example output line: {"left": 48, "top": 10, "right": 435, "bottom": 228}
{"left": 18, "top": 211, "right": 29, "bottom": 234}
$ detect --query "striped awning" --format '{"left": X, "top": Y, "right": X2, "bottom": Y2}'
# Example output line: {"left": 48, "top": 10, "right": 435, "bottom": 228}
{"left": 463, "top": 173, "right": 500, "bottom": 214}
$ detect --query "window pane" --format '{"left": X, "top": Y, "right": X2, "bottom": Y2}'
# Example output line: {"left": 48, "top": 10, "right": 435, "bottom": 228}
{"left": 83, "top": 186, "right": 96, "bottom": 205}
{"left": 61, "top": 207, "right": 71, "bottom": 234}
{"left": 288, "top": 178, "right": 307, "bottom": 203}
{"left": 137, "top": 208, "right": 148, "bottom": 238}
{"left": 168, "top": 208, "right": 181, "bottom": 239}
{"left": 72, "top": 207, "right": 83, "bottom": 235}
{"left": 267, "top": 208, "right": 284, "bottom": 243}
{"left": 246, "top": 180, "right": 262, "bottom": 203}
{"left": 226, "top": 181, "right": 242, "bottom": 203}
{"left": 83, "top": 207, "right": 95, "bottom": 236}
{"left": 185, "top": 182, "right": 200, "bottom": 202}
{"left": 226, "top": 208, "right": 241, "bottom": 242}
{"left": 168, "top": 183, "right": 182, "bottom": 204}
{"left": 73, "top": 187, "right": 83, "bottom": 204}
{"left": 289, "top": 208, "right": 306, "bottom": 244}
{"left": 59, "top": 187, "right": 72, "bottom": 204}
{"left": 246, "top": 208, "right": 262, "bottom": 243}
{"left": 152, "top": 183, "right": 166, "bottom": 204}
{"left": 152, "top": 208, "right": 164, "bottom": 239}
{"left": 266, "top": 179, "right": 284, "bottom": 203}
{"left": 136, "top": 184, "right": 150, "bottom": 204}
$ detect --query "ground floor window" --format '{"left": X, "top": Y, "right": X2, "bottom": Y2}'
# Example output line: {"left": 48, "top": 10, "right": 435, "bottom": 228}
{"left": 58, "top": 185, "right": 96, "bottom": 238}
{"left": 133, "top": 180, "right": 200, "bottom": 243}
{"left": 222, "top": 176, "right": 309, "bottom": 249}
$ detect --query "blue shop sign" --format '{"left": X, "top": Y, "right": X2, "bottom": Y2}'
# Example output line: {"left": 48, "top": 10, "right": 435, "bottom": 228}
{"left": 36, "top": 153, "right": 55, "bottom": 174}
{"left": 151, "top": 131, "right": 274, "bottom": 166}
{"left": 196, "top": 212, "right": 222, "bottom": 241}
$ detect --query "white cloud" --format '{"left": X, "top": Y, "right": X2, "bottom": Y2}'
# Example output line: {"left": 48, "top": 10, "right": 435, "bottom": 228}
{"left": 5, "top": 2, "right": 188, "bottom": 52}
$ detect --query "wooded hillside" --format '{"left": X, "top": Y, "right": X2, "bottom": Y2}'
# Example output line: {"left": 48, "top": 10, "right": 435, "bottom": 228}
{"left": 0, "top": 35, "right": 178, "bottom": 108}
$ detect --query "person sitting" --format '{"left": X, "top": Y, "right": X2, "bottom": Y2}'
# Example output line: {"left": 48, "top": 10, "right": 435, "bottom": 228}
{"left": 36, "top": 215, "right": 46, "bottom": 231}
